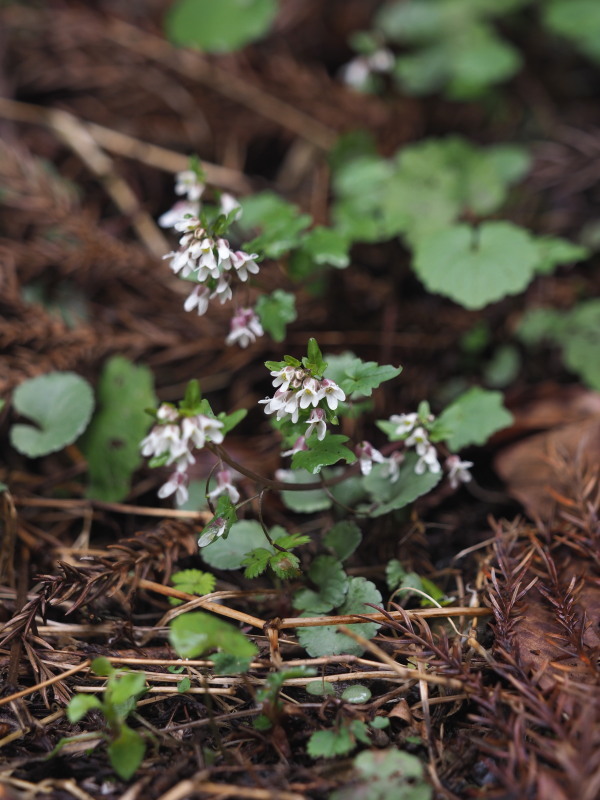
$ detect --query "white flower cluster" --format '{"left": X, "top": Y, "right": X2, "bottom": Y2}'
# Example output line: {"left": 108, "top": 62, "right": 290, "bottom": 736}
{"left": 159, "top": 169, "right": 262, "bottom": 345}
{"left": 260, "top": 366, "right": 345, "bottom": 441}
{"left": 340, "top": 48, "right": 394, "bottom": 91}
{"left": 357, "top": 411, "right": 473, "bottom": 489}
{"left": 140, "top": 403, "right": 225, "bottom": 506}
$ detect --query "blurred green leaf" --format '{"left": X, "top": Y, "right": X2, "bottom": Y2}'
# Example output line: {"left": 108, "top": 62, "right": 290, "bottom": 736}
{"left": 10, "top": 372, "right": 94, "bottom": 458}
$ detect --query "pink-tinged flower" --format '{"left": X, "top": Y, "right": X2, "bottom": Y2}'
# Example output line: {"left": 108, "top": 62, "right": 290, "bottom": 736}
{"left": 174, "top": 215, "right": 202, "bottom": 235}
{"left": 231, "top": 250, "right": 259, "bottom": 282}
{"left": 184, "top": 285, "right": 210, "bottom": 315}
{"left": 445, "top": 455, "right": 473, "bottom": 489}
{"left": 297, "top": 377, "right": 324, "bottom": 409}
{"left": 207, "top": 469, "right": 240, "bottom": 504}
{"left": 158, "top": 468, "right": 189, "bottom": 506}
{"left": 389, "top": 412, "right": 418, "bottom": 437}
{"left": 305, "top": 408, "right": 327, "bottom": 441}
{"left": 216, "top": 238, "right": 234, "bottom": 270}
{"left": 175, "top": 169, "right": 205, "bottom": 202}
{"left": 282, "top": 436, "right": 308, "bottom": 457}
{"left": 356, "top": 441, "right": 385, "bottom": 476}
{"left": 225, "top": 308, "right": 264, "bottom": 348}
{"left": 320, "top": 379, "right": 345, "bottom": 410}
{"left": 415, "top": 444, "right": 441, "bottom": 476}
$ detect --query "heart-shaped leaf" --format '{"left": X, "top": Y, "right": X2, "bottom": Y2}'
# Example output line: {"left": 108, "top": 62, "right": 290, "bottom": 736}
{"left": 10, "top": 372, "right": 94, "bottom": 457}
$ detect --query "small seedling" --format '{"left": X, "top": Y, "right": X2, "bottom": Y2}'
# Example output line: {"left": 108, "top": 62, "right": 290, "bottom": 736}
{"left": 65, "top": 657, "right": 147, "bottom": 780}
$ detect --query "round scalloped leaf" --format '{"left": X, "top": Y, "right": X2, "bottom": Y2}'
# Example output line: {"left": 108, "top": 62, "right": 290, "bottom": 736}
{"left": 297, "top": 577, "right": 382, "bottom": 657}
{"left": 413, "top": 221, "right": 539, "bottom": 309}
{"left": 10, "top": 372, "right": 94, "bottom": 457}
{"left": 201, "top": 521, "right": 285, "bottom": 570}
{"left": 165, "top": 0, "right": 277, "bottom": 54}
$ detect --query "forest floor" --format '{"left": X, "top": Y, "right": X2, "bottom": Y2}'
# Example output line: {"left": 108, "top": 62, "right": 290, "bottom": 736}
{"left": 1, "top": 2, "right": 599, "bottom": 799}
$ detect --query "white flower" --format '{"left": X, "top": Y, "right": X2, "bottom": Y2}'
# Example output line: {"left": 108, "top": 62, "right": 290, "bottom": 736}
{"left": 446, "top": 455, "right": 473, "bottom": 489}
{"left": 220, "top": 193, "right": 242, "bottom": 220}
{"left": 341, "top": 57, "right": 371, "bottom": 89}
{"left": 305, "top": 408, "right": 327, "bottom": 441}
{"left": 190, "top": 238, "right": 220, "bottom": 281}
{"left": 156, "top": 403, "right": 179, "bottom": 422}
{"left": 175, "top": 170, "right": 205, "bottom": 202}
{"left": 207, "top": 469, "right": 240, "bottom": 504}
{"left": 158, "top": 201, "right": 198, "bottom": 230}
{"left": 186, "top": 414, "right": 225, "bottom": 447}
{"left": 140, "top": 423, "right": 182, "bottom": 459}
{"left": 320, "top": 379, "right": 345, "bottom": 410}
{"left": 389, "top": 413, "right": 418, "bottom": 437}
{"left": 270, "top": 366, "right": 295, "bottom": 392}
{"left": 158, "top": 468, "right": 189, "bottom": 506}
{"left": 405, "top": 426, "right": 430, "bottom": 453}
{"left": 184, "top": 285, "right": 210, "bottom": 315}
{"left": 225, "top": 308, "right": 264, "bottom": 348}
{"left": 210, "top": 278, "right": 233, "bottom": 305}
{"left": 356, "top": 441, "right": 385, "bottom": 476}
{"left": 231, "top": 250, "right": 259, "bottom": 282}
{"left": 368, "top": 48, "right": 395, "bottom": 73}
{"left": 163, "top": 249, "right": 194, "bottom": 278}
{"left": 174, "top": 215, "right": 201, "bottom": 234}
{"left": 296, "top": 377, "right": 324, "bottom": 409}
{"left": 216, "top": 238, "right": 235, "bottom": 271}
{"left": 282, "top": 436, "right": 308, "bottom": 457}
{"left": 415, "top": 445, "right": 441, "bottom": 475}
{"left": 381, "top": 451, "right": 405, "bottom": 483}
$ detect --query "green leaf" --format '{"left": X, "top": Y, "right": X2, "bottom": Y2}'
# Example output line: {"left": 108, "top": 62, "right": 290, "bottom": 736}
{"left": 177, "top": 677, "right": 191, "bottom": 693}
{"left": 330, "top": 748, "right": 432, "bottom": 800}
{"left": 413, "top": 222, "right": 539, "bottom": 309}
{"left": 305, "top": 338, "right": 327, "bottom": 375}
{"left": 170, "top": 611, "right": 258, "bottom": 660}
{"left": 342, "top": 685, "right": 372, "bottom": 704}
{"left": 362, "top": 454, "right": 442, "bottom": 517}
{"left": 556, "top": 300, "right": 600, "bottom": 389}
{"left": 91, "top": 656, "right": 115, "bottom": 677}
{"left": 211, "top": 651, "right": 254, "bottom": 674}
{"left": 533, "top": 236, "right": 589, "bottom": 275}
{"left": 306, "top": 681, "right": 336, "bottom": 697}
{"left": 301, "top": 227, "right": 351, "bottom": 269}
{"left": 165, "top": 0, "right": 278, "bottom": 54}
{"left": 386, "top": 559, "right": 407, "bottom": 591}
{"left": 66, "top": 694, "right": 102, "bottom": 723}
{"left": 240, "top": 192, "right": 312, "bottom": 258}
{"left": 292, "top": 434, "right": 357, "bottom": 475}
{"left": 294, "top": 556, "right": 349, "bottom": 614}
{"left": 255, "top": 290, "right": 297, "bottom": 342}
{"left": 202, "top": 520, "right": 284, "bottom": 569}
{"left": 182, "top": 379, "right": 201, "bottom": 412}
{"left": 279, "top": 469, "right": 333, "bottom": 513}
{"left": 198, "top": 494, "right": 238, "bottom": 548}
{"left": 107, "top": 673, "right": 147, "bottom": 719}
{"left": 433, "top": 387, "right": 513, "bottom": 450}
{"left": 269, "top": 550, "right": 301, "bottom": 579}
{"left": 218, "top": 408, "right": 247, "bottom": 435}
{"left": 516, "top": 307, "right": 564, "bottom": 346}
{"left": 307, "top": 727, "right": 356, "bottom": 759}
{"left": 338, "top": 359, "right": 402, "bottom": 398}
{"left": 107, "top": 724, "right": 146, "bottom": 781}
{"left": 323, "top": 521, "right": 362, "bottom": 562}
{"left": 370, "top": 716, "right": 390, "bottom": 730}
{"left": 543, "top": 0, "right": 600, "bottom": 64}
{"left": 242, "top": 547, "right": 273, "bottom": 579}
{"left": 10, "top": 372, "right": 94, "bottom": 457}
{"left": 297, "top": 577, "right": 382, "bottom": 657}
{"left": 169, "top": 569, "right": 216, "bottom": 606}
{"left": 81, "top": 357, "right": 156, "bottom": 502}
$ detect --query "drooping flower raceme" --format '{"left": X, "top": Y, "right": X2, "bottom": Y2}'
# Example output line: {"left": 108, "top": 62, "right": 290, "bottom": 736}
{"left": 140, "top": 403, "right": 225, "bottom": 507}
{"left": 159, "top": 168, "right": 263, "bottom": 348}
